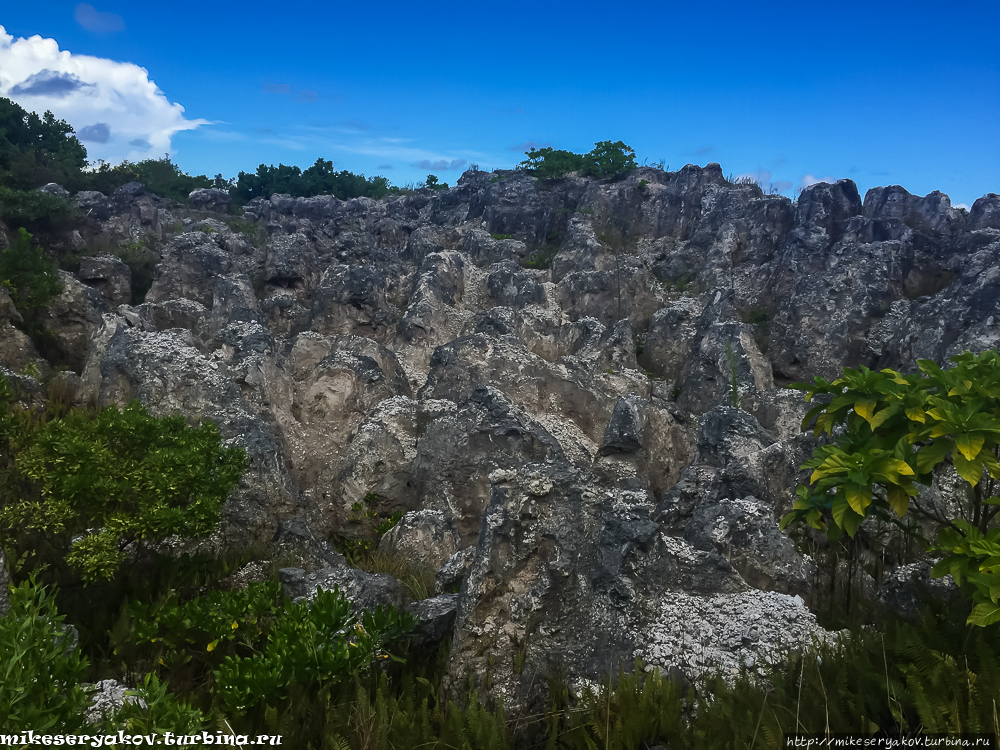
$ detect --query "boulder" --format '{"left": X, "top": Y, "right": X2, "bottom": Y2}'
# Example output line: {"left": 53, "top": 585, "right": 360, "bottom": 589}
{"left": 297, "top": 566, "right": 408, "bottom": 616}
{"left": 37, "top": 182, "right": 70, "bottom": 198}
{"left": 78, "top": 255, "right": 132, "bottom": 308}
{"left": 406, "top": 593, "right": 459, "bottom": 647}
{"left": 86, "top": 680, "right": 146, "bottom": 725}
{"left": 188, "top": 188, "right": 232, "bottom": 212}
{"left": 37, "top": 270, "right": 110, "bottom": 373}
{"left": 378, "top": 509, "right": 461, "bottom": 571}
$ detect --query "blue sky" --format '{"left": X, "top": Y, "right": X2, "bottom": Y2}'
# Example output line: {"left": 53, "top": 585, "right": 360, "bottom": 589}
{"left": 0, "top": 1, "right": 997, "bottom": 206}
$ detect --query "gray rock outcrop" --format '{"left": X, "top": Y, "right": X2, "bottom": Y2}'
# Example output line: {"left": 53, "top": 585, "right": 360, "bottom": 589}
{"left": 8, "top": 164, "right": 995, "bottom": 713}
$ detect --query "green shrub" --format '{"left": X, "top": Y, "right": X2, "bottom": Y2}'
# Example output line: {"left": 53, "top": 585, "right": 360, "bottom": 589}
{"left": 783, "top": 350, "right": 1000, "bottom": 627}
{"left": 0, "top": 577, "right": 92, "bottom": 733}
{"left": 0, "top": 388, "right": 247, "bottom": 583}
{"left": 518, "top": 148, "right": 585, "bottom": 180}
{"left": 521, "top": 249, "right": 557, "bottom": 270}
{"left": 78, "top": 156, "right": 215, "bottom": 204}
{"left": 579, "top": 140, "right": 638, "bottom": 180}
{"left": 517, "top": 142, "right": 637, "bottom": 182}
{"left": 100, "top": 672, "right": 207, "bottom": 735}
{"left": 233, "top": 158, "right": 393, "bottom": 203}
{"left": 0, "top": 187, "right": 78, "bottom": 234}
{"left": 0, "top": 227, "right": 62, "bottom": 318}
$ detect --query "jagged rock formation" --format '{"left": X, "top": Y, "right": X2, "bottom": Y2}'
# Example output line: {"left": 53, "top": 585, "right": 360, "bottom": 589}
{"left": 1, "top": 165, "right": 997, "bottom": 712}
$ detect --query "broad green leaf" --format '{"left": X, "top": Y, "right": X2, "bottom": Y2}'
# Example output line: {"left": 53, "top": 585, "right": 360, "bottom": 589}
{"left": 842, "top": 509, "right": 864, "bottom": 537}
{"left": 855, "top": 399, "right": 877, "bottom": 421}
{"left": 968, "top": 601, "right": 1000, "bottom": 627}
{"left": 980, "top": 450, "right": 1000, "bottom": 479}
{"left": 886, "top": 485, "right": 910, "bottom": 517}
{"left": 869, "top": 407, "right": 893, "bottom": 430}
{"left": 915, "top": 439, "right": 953, "bottom": 473}
{"left": 953, "top": 452, "right": 984, "bottom": 487}
{"left": 955, "top": 433, "right": 985, "bottom": 462}
{"left": 904, "top": 407, "right": 926, "bottom": 423}
{"left": 845, "top": 483, "right": 870, "bottom": 515}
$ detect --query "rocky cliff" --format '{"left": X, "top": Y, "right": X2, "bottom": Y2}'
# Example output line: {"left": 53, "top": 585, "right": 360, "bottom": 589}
{"left": 2, "top": 166, "right": 998, "bottom": 711}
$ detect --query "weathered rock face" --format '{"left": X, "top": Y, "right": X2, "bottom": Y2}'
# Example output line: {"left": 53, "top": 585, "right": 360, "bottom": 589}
{"left": 188, "top": 188, "right": 232, "bottom": 213}
{"left": 78, "top": 255, "right": 132, "bottom": 308}
{"left": 16, "top": 167, "right": 999, "bottom": 711}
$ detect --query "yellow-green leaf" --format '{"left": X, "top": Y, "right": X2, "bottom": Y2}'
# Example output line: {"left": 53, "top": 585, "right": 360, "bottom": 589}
{"left": 845, "top": 484, "right": 869, "bottom": 515}
{"left": 905, "top": 407, "right": 926, "bottom": 423}
{"left": 855, "top": 399, "right": 877, "bottom": 421}
{"left": 207, "top": 639, "right": 219, "bottom": 652}
{"left": 231, "top": 620, "right": 239, "bottom": 630}
{"left": 953, "top": 452, "right": 984, "bottom": 487}
{"left": 955, "top": 433, "right": 985, "bottom": 462}
{"left": 886, "top": 485, "right": 910, "bottom": 517}
{"left": 929, "top": 423, "right": 952, "bottom": 438}
{"left": 869, "top": 408, "right": 893, "bottom": 430}
{"left": 889, "top": 459, "right": 915, "bottom": 477}
{"left": 981, "top": 450, "right": 1000, "bottom": 479}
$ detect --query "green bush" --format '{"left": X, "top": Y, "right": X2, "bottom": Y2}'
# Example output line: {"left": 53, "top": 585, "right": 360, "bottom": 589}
{"left": 0, "top": 187, "right": 78, "bottom": 234}
{"left": 579, "top": 140, "right": 638, "bottom": 180}
{"left": 0, "top": 577, "right": 92, "bottom": 733}
{"left": 0, "top": 227, "right": 62, "bottom": 318}
{"left": 233, "top": 158, "right": 393, "bottom": 203}
{"left": 518, "top": 141, "right": 637, "bottom": 182}
{"left": 77, "top": 156, "right": 216, "bottom": 204}
{"left": 0, "top": 385, "right": 247, "bottom": 583}
{"left": 783, "top": 350, "right": 1000, "bottom": 626}
{"left": 518, "top": 148, "right": 585, "bottom": 180}
{"left": 0, "top": 98, "right": 87, "bottom": 191}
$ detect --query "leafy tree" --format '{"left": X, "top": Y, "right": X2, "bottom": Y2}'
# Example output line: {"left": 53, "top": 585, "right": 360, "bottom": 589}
{"left": 579, "top": 140, "right": 638, "bottom": 180}
{"left": 0, "top": 227, "right": 62, "bottom": 317}
{"left": 781, "top": 351, "right": 1000, "bottom": 626}
{"left": 424, "top": 174, "right": 448, "bottom": 190}
{"left": 517, "top": 141, "right": 637, "bottom": 181}
{"left": 233, "top": 159, "right": 394, "bottom": 203}
{"left": 518, "top": 147, "right": 585, "bottom": 180}
{"left": 0, "top": 385, "right": 247, "bottom": 583}
{"left": 77, "top": 155, "right": 215, "bottom": 203}
{"left": 0, "top": 98, "right": 87, "bottom": 190}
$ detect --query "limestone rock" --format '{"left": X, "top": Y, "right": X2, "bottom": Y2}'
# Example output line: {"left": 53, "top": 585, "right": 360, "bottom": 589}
{"left": 188, "top": 188, "right": 232, "bottom": 212}
{"left": 406, "top": 593, "right": 459, "bottom": 647}
{"left": 298, "top": 566, "right": 408, "bottom": 616}
{"left": 86, "top": 680, "right": 146, "bottom": 725}
{"left": 378, "top": 509, "right": 461, "bottom": 571}
{"left": 78, "top": 255, "right": 132, "bottom": 308}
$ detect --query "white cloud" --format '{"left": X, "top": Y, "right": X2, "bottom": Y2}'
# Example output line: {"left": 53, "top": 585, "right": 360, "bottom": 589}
{"left": 0, "top": 26, "right": 210, "bottom": 165}
{"left": 954, "top": 202, "right": 969, "bottom": 211}
{"left": 800, "top": 174, "right": 836, "bottom": 189}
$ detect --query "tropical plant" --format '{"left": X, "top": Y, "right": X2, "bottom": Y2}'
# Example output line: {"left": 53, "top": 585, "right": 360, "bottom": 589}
{"left": 579, "top": 140, "right": 638, "bottom": 180}
{"left": 0, "top": 227, "right": 62, "bottom": 318}
{"left": 0, "top": 577, "right": 92, "bottom": 733}
{"left": 781, "top": 350, "right": 1000, "bottom": 626}
{"left": 0, "top": 97, "right": 87, "bottom": 190}
{"left": 518, "top": 148, "right": 585, "bottom": 180}
{"left": 0, "top": 385, "right": 247, "bottom": 583}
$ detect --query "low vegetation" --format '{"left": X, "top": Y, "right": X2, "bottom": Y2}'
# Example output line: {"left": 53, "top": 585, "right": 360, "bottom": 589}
{"left": 518, "top": 140, "right": 638, "bottom": 182}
